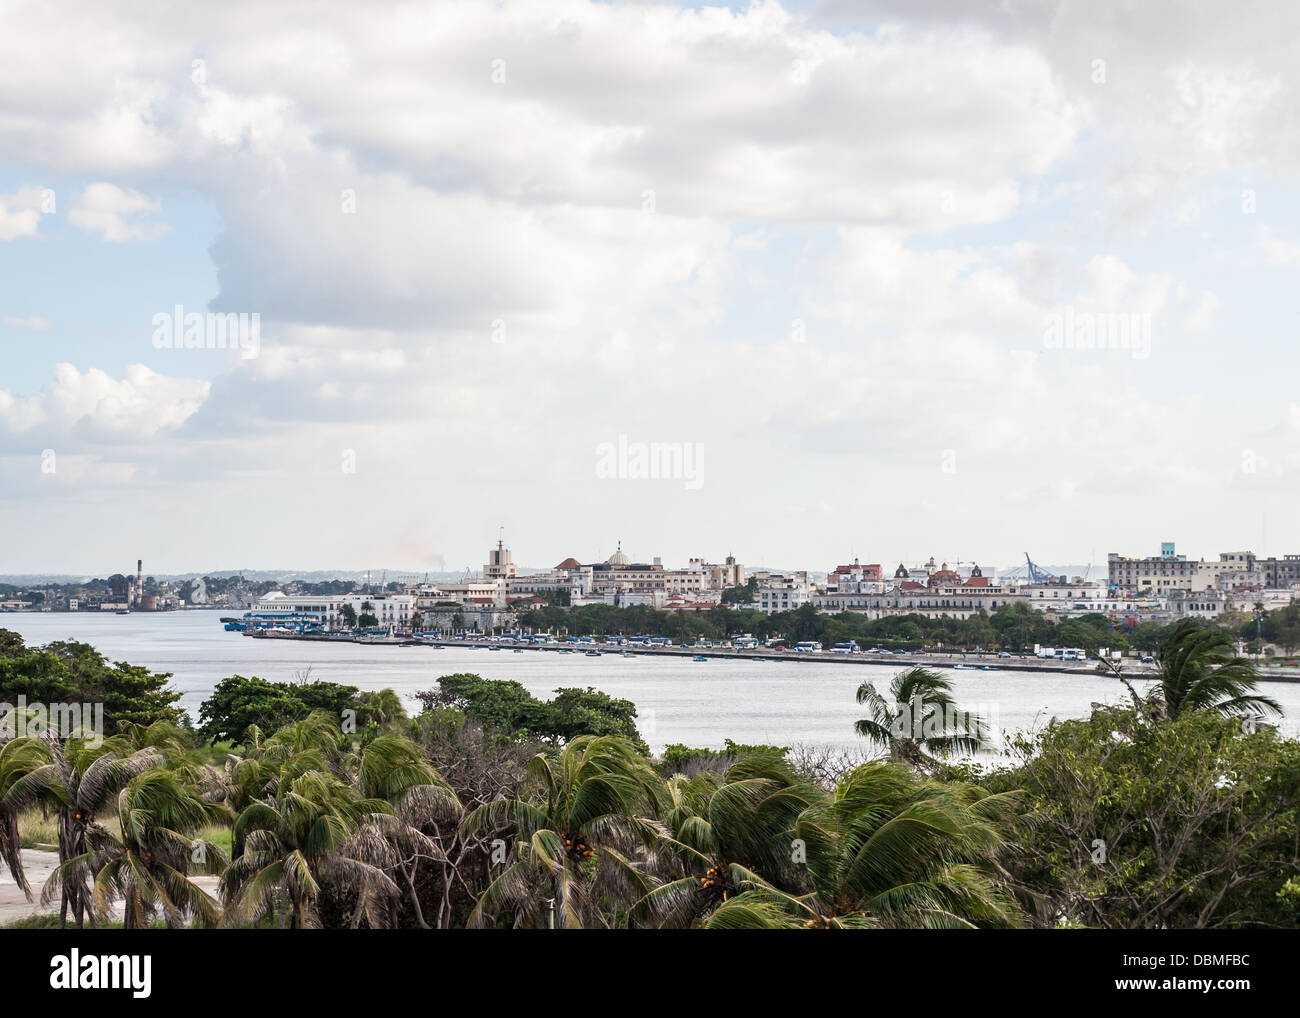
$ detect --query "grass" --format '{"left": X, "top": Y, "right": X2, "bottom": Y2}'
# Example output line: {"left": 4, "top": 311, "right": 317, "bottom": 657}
{"left": 17, "top": 809, "right": 57, "bottom": 849}
{"left": 0, "top": 913, "right": 204, "bottom": 930}
{"left": 0, "top": 913, "right": 62, "bottom": 930}
{"left": 198, "top": 823, "right": 232, "bottom": 858}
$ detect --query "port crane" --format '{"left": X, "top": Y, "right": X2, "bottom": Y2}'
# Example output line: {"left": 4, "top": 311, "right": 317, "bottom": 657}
{"left": 1024, "top": 553, "right": 1058, "bottom": 584}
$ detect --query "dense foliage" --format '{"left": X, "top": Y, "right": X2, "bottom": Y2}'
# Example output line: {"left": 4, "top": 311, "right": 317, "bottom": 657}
{"left": 0, "top": 619, "right": 1295, "bottom": 929}
{"left": 0, "top": 631, "right": 182, "bottom": 735}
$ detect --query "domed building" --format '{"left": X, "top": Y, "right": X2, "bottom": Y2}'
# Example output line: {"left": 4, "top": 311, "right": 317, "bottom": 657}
{"left": 607, "top": 541, "right": 630, "bottom": 567}
{"left": 928, "top": 561, "right": 962, "bottom": 588}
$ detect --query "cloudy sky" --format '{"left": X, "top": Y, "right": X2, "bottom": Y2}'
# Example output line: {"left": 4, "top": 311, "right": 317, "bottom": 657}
{"left": 2, "top": 0, "right": 1299, "bottom": 577}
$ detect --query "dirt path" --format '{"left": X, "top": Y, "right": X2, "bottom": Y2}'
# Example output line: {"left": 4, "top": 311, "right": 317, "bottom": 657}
{"left": 0, "top": 848, "right": 221, "bottom": 925}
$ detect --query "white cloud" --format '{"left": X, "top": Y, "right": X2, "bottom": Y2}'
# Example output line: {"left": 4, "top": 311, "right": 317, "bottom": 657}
{"left": 0, "top": 0, "right": 1298, "bottom": 569}
{"left": 0, "top": 187, "right": 49, "bottom": 241}
{"left": 1183, "top": 290, "right": 1220, "bottom": 331}
{"left": 0, "top": 363, "right": 209, "bottom": 442}
{"left": 4, "top": 315, "right": 53, "bottom": 331}
{"left": 1259, "top": 226, "right": 1300, "bottom": 267}
{"left": 67, "top": 183, "right": 169, "bottom": 242}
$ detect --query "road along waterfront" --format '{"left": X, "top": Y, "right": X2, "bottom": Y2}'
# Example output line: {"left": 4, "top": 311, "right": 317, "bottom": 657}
{"left": 4, "top": 610, "right": 1299, "bottom": 753}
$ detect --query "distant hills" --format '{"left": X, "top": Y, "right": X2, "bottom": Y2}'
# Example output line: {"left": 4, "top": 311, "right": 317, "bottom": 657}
{"left": 2, "top": 562, "right": 1105, "bottom": 586}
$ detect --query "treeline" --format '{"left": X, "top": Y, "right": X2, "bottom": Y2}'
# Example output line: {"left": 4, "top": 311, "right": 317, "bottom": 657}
{"left": 516, "top": 599, "right": 1300, "bottom": 654}
{"left": 0, "top": 621, "right": 1297, "bottom": 929}
{"left": 0, "top": 631, "right": 181, "bottom": 734}
{"left": 517, "top": 601, "right": 1145, "bottom": 652}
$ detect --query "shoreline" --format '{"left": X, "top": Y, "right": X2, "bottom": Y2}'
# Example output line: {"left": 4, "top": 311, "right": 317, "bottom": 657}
{"left": 234, "top": 632, "right": 1300, "bottom": 683}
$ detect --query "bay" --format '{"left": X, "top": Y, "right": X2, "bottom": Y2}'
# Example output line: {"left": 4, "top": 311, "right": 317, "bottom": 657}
{"left": 4, "top": 610, "right": 1299, "bottom": 755}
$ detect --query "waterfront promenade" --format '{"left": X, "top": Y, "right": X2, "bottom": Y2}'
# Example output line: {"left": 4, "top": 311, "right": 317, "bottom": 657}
{"left": 239, "top": 630, "right": 1300, "bottom": 682}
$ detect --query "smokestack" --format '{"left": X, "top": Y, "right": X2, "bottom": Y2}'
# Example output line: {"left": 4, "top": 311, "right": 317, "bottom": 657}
{"left": 137, "top": 559, "right": 143, "bottom": 608}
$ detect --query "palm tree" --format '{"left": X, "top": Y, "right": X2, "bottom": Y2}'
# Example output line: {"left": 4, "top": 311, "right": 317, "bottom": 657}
{"left": 1, "top": 736, "right": 162, "bottom": 928}
{"left": 0, "top": 737, "right": 34, "bottom": 901}
{"left": 63, "top": 769, "right": 229, "bottom": 928}
{"left": 462, "top": 735, "right": 663, "bottom": 928}
{"left": 349, "top": 735, "right": 459, "bottom": 927}
{"left": 704, "top": 763, "right": 1024, "bottom": 929}
{"left": 633, "top": 753, "right": 820, "bottom": 928}
{"left": 220, "top": 767, "right": 395, "bottom": 928}
{"left": 1150, "top": 619, "right": 1282, "bottom": 721}
{"left": 855, "top": 667, "right": 991, "bottom": 768}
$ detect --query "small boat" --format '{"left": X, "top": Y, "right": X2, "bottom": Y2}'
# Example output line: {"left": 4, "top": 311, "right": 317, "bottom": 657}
{"left": 116, "top": 610, "right": 131, "bottom": 615}
{"left": 489, "top": 646, "right": 502, "bottom": 652}
{"left": 513, "top": 648, "right": 523, "bottom": 653}
{"left": 585, "top": 650, "right": 602, "bottom": 657}
{"left": 980, "top": 666, "right": 1000, "bottom": 672}
{"left": 954, "top": 664, "right": 974, "bottom": 670}
{"left": 693, "top": 654, "right": 708, "bottom": 662}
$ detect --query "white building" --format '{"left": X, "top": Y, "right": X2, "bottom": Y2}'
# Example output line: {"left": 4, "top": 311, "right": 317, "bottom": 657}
{"left": 254, "top": 591, "right": 416, "bottom": 628}
{"left": 753, "top": 572, "right": 813, "bottom": 615}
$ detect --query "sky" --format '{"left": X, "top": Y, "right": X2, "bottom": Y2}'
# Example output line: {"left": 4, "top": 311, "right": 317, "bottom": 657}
{"left": 1, "top": 0, "right": 1299, "bottom": 577}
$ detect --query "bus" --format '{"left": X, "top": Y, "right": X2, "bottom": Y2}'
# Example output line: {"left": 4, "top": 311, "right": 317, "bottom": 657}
{"left": 831, "top": 640, "right": 859, "bottom": 654}
{"left": 1034, "top": 645, "right": 1085, "bottom": 661}
{"left": 795, "top": 641, "right": 822, "bottom": 653}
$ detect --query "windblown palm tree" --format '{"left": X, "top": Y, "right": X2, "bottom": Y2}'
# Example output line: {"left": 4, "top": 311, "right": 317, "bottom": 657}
{"left": 0, "top": 737, "right": 34, "bottom": 901}
{"left": 704, "top": 763, "right": 1024, "bottom": 929}
{"left": 633, "top": 753, "right": 821, "bottom": 928}
{"left": 855, "top": 667, "right": 991, "bottom": 768}
{"left": 0, "top": 736, "right": 162, "bottom": 928}
{"left": 62, "top": 769, "right": 229, "bottom": 928}
{"left": 220, "top": 767, "right": 395, "bottom": 929}
{"left": 1148, "top": 619, "right": 1282, "bottom": 721}
{"left": 349, "top": 735, "right": 459, "bottom": 927}
{"left": 462, "top": 735, "right": 663, "bottom": 928}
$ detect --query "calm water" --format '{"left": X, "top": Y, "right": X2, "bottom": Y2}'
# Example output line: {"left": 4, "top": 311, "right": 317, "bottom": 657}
{"left": 4, "top": 611, "right": 1299, "bottom": 754}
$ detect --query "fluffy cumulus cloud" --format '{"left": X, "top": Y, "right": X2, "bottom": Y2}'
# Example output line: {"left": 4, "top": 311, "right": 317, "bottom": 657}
{"left": 0, "top": 0, "right": 1298, "bottom": 571}
{"left": 0, "top": 363, "right": 208, "bottom": 443}
{"left": 67, "top": 183, "right": 169, "bottom": 242}
{"left": 0, "top": 187, "right": 50, "bottom": 241}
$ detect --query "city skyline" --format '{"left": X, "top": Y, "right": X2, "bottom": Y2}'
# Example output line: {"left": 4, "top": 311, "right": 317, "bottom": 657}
{"left": 3, "top": 1, "right": 1300, "bottom": 573}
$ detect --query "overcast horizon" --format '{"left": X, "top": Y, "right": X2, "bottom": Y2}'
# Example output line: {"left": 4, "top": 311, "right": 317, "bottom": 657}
{"left": 3, "top": 0, "right": 1299, "bottom": 575}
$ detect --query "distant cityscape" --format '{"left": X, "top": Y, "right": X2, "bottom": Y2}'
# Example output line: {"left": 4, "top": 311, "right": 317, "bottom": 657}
{"left": 3, "top": 538, "right": 1298, "bottom": 638}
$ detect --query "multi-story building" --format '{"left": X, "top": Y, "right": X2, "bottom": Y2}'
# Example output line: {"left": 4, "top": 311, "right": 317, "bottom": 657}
{"left": 484, "top": 538, "right": 517, "bottom": 582}
{"left": 753, "top": 572, "right": 813, "bottom": 614}
{"left": 254, "top": 591, "right": 416, "bottom": 628}
{"left": 826, "top": 559, "right": 885, "bottom": 595}
{"left": 1259, "top": 555, "right": 1300, "bottom": 589}
{"left": 1107, "top": 543, "right": 1244, "bottom": 594}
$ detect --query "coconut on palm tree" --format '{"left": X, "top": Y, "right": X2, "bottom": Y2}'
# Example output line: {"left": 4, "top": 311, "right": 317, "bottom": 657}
{"left": 633, "top": 753, "right": 820, "bottom": 928}
{"left": 855, "top": 667, "right": 991, "bottom": 768}
{"left": 704, "top": 762, "right": 1024, "bottom": 929}
{"left": 462, "top": 735, "right": 663, "bottom": 928}
{"left": 1147, "top": 619, "right": 1282, "bottom": 721}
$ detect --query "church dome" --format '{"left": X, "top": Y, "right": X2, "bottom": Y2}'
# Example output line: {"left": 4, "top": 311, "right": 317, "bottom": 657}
{"left": 608, "top": 542, "right": 630, "bottom": 567}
